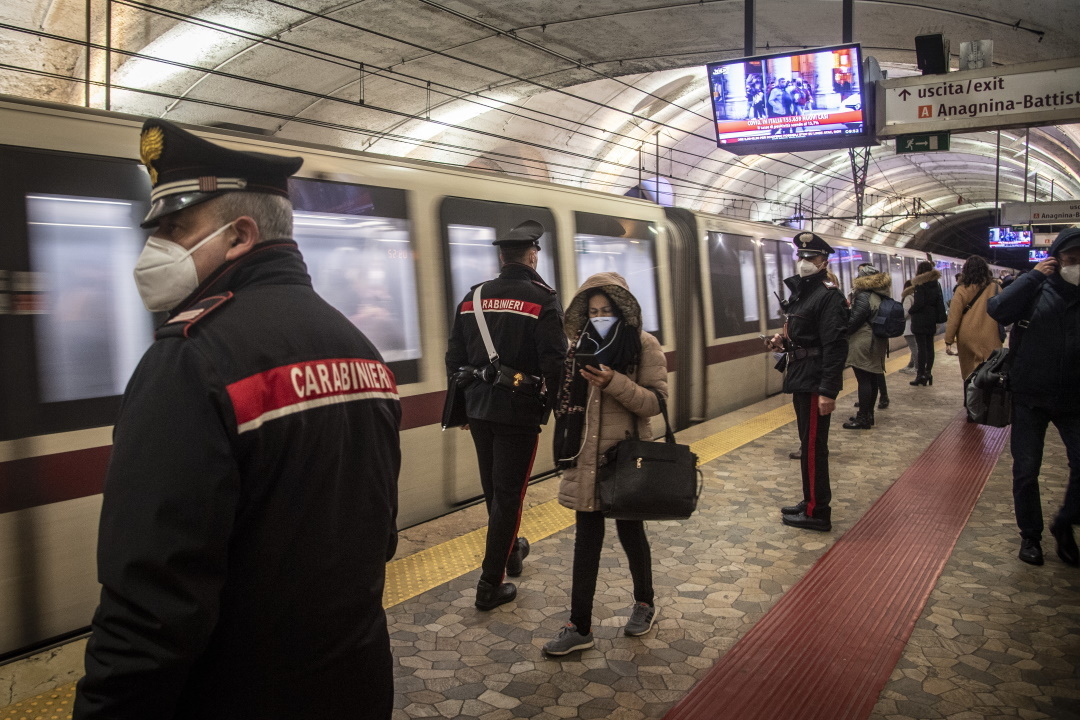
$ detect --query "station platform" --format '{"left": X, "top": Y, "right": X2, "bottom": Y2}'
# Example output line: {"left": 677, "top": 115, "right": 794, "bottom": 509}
{"left": 2, "top": 348, "right": 1078, "bottom": 720}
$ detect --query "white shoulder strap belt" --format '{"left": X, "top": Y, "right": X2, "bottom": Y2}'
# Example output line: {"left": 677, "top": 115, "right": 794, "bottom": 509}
{"left": 472, "top": 284, "right": 499, "bottom": 364}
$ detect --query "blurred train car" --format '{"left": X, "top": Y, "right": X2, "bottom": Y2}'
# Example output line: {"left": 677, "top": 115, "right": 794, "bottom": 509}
{"left": 0, "top": 94, "right": 969, "bottom": 660}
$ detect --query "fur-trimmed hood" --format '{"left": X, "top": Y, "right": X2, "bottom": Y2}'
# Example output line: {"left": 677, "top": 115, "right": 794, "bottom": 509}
{"left": 564, "top": 272, "right": 642, "bottom": 337}
{"left": 903, "top": 268, "right": 941, "bottom": 298}
{"left": 853, "top": 271, "right": 892, "bottom": 296}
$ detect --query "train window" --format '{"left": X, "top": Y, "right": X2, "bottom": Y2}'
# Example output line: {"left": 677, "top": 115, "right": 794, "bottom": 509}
{"left": 290, "top": 178, "right": 421, "bottom": 382}
{"left": 705, "top": 231, "right": 758, "bottom": 338}
{"left": 872, "top": 253, "right": 893, "bottom": 295}
{"left": 890, "top": 255, "right": 905, "bottom": 301}
{"left": 440, "top": 199, "right": 560, "bottom": 321}
{"left": 904, "top": 256, "right": 916, "bottom": 280}
{"left": 445, "top": 224, "right": 557, "bottom": 306}
{"left": 762, "top": 239, "right": 784, "bottom": 330}
{"left": 575, "top": 213, "right": 661, "bottom": 338}
{"left": 26, "top": 194, "right": 152, "bottom": 403}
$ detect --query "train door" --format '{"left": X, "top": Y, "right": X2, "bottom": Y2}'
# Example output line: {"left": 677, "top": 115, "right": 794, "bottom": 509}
{"left": 663, "top": 209, "right": 704, "bottom": 429}
{"left": 0, "top": 145, "right": 152, "bottom": 658}
{"left": 761, "top": 239, "right": 792, "bottom": 396}
{"left": 438, "top": 198, "right": 561, "bottom": 506}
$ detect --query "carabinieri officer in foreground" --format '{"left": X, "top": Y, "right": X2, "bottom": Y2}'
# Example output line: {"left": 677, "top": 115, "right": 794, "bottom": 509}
{"left": 765, "top": 232, "right": 848, "bottom": 532}
{"left": 74, "top": 120, "right": 401, "bottom": 720}
{"left": 445, "top": 221, "right": 567, "bottom": 610}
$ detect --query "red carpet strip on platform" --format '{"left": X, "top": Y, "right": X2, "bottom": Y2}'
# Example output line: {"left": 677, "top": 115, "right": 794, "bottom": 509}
{"left": 664, "top": 410, "right": 1010, "bottom": 720}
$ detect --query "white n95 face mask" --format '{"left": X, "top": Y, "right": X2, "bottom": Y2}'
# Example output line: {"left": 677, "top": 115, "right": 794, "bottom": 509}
{"left": 1060, "top": 264, "right": 1080, "bottom": 286}
{"left": 589, "top": 316, "right": 617, "bottom": 337}
{"left": 796, "top": 259, "right": 820, "bottom": 277}
{"left": 133, "top": 223, "right": 232, "bottom": 312}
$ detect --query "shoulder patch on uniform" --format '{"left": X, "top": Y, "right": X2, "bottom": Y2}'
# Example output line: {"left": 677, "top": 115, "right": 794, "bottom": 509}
{"left": 155, "top": 293, "right": 234, "bottom": 340}
{"left": 823, "top": 280, "right": 837, "bottom": 289}
{"left": 531, "top": 280, "right": 556, "bottom": 294}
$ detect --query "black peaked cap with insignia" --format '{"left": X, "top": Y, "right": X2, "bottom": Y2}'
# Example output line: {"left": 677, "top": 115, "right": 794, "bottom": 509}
{"left": 493, "top": 220, "right": 544, "bottom": 249}
{"left": 139, "top": 118, "right": 304, "bottom": 228}
{"left": 792, "top": 231, "right": 834, "bottom": 258}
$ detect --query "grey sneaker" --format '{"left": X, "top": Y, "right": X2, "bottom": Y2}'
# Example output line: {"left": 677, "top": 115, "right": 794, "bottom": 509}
{"left": 899, "top": 366, "right": 916, "bottom": 375}
{"left": 623, "top": 602, "right": 657, "bottom": 636}
{"left": 542, "top": 623, "right": 594, "bottom": 656}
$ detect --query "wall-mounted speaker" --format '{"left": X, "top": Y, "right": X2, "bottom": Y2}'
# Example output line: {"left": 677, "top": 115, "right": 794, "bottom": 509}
{"left": 915, "top": 34, "right": 949, "bottom": 75}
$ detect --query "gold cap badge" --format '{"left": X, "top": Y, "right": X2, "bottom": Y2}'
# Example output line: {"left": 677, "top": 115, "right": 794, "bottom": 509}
{"left": 140, "top": 126, "right": 165, "bottom": 185}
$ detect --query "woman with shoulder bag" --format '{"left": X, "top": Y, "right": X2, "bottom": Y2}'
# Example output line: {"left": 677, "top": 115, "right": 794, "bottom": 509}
{"left": 543, "top": 272, "right": 668, "bottom": 656}
{"left": 907, "top": 260, "right": 947, "bottom": 386}
{"left": 944, "top": 255, "right": 1003, "bottom": 382}
{"left": 843, "top": 264, "right": 892, "bottom": 430}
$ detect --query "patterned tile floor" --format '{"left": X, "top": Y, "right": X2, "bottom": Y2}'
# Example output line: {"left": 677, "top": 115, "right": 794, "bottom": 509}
{"left": 385, "top": 355, "right": 1079, "bottom": 720}
{"left": 4, "top": 352, "right": 1078, "bottom": 719}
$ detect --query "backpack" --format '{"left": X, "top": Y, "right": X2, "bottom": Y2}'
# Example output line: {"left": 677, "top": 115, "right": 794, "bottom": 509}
{"left": 871, "top": 296, "right": 906, "bottom": 338}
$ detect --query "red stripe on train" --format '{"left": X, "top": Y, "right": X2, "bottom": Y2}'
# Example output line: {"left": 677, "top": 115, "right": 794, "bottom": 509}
{"left": 0, "top": 446, "right": 111, "bottom": 514}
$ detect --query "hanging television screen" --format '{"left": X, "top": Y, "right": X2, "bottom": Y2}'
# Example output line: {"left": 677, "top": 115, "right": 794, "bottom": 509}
{"left": 706, "top": 43, "right": 872, "bottom": 155}
{"left": 1029, "top": 248, "right": 1049, "bottom": 262}
{"left": 989, "top": 226, "right": 1032, "bottom": 248}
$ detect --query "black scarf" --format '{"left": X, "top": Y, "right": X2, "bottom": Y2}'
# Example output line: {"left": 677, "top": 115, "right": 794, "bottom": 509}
{"left": 553, "top": 320, "right": 641, "bottom": 468}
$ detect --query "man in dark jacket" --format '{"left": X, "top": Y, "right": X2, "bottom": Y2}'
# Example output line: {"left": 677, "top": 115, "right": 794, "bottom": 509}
{"left": 987, "top": 226, "right": 1080, "bottom": 568}
{"left": 74, "top": 120, "right": 401, "bottom": 720}
{"left": 766, "top": 232, "right": 849, "bottom": 531}
{"left": 446, "top": 222, "right": 567, "bottom": 609}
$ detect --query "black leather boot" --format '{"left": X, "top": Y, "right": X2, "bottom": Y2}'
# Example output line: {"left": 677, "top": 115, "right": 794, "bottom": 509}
{"left": 475, "top": 579, "right": 517, "bottom": 610}
{"left": 843, "top": 412, "right": 874, "bottom": 430}
{"left": 781, "top": 500, "right": 807, "bottom": 516}
{"left": 505, "top": 537, "right": 530, "bottom": 577}
{"left": 782, "top": 508, "right": 832, "bottom": 532}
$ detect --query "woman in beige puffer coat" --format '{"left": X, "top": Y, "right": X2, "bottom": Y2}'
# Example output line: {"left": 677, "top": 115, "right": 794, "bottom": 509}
{"left": 542, "top": 272, "right": 668, "bottom": 656}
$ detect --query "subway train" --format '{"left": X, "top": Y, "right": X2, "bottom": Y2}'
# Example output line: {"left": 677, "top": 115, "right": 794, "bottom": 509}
{"left": 0, "top": 93, "right": 970, "bottom": 660}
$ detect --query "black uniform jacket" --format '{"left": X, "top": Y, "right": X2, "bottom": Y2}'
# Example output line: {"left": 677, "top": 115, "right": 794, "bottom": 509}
{"left": 781, "top": 270, "right": 849, "bottom": 398}
{"left": 987, "top": 269, "right": 1080, "bottom": 410}
{"left": 74, "top": 241, "right": 401, "bottom": 720}
{"left": 445, "top": 263, "right": 567, "bottom": 426}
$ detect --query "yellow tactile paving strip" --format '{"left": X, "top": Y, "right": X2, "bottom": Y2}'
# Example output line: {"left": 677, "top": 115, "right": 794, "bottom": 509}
{"left": 0, "top": 346, "right": 925, "bottom": 719}
{"left": 0, "top": 684, "right": 75, "bottom": 720}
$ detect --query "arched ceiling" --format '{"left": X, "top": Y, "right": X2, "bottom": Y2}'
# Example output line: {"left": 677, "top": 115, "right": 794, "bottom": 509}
{"left": 3, "top": 0, "right": 1079, "bottom": 255}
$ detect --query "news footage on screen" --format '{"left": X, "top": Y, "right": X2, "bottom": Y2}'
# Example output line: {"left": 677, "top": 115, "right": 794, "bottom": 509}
{"left": 988, "top": 227, "right": 1033, "bottom": 248}
{"left": 707, "top": 44, "right": 870, "bottom": 155}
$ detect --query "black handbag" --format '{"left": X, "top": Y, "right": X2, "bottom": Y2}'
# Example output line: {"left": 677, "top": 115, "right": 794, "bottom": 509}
{"left": 596, "top": 392, "right": 702, "bottom": 521}
{"left": 441, "top": 380, "right": 468, "bottom": 430}
{"left": 964, "top": 348, "right": 1012, "bottom": 427}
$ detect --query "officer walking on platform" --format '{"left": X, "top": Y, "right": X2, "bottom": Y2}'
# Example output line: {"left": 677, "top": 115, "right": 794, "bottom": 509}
{"left": 74, "top": 120, "right": 401, "bottom": 720}
{"left": 766, "top": 232, "right": 849, "bottom": 532}
{"left": 446, "top": 221, "right": 567, "bottom": 610}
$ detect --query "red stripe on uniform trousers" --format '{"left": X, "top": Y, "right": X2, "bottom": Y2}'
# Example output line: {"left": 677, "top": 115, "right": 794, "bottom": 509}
{"left": 500, "top": 435, "right": 539, "bottom": 585}
{"left": 460, "top": 299, "right": 542, "bottom": 317}
{"left": 806, "top": 393, "right": 819, "bottom": 517}
{"left": 226, "top": 358, "right": 398, "bottom": 432}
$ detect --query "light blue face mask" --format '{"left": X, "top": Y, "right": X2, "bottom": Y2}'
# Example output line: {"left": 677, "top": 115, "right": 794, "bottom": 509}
{"left": 590, "top": 316, "right": 617, "bottom": 338}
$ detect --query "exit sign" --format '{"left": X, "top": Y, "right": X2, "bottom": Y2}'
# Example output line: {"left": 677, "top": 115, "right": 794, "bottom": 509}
{"left": 896, "top": 132, "right": 951, "bottom": 154}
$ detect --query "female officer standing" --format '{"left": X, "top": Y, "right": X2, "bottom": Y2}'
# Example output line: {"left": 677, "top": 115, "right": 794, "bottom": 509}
{"left": 766, "top": 232, "right": 849, "bottom": 532}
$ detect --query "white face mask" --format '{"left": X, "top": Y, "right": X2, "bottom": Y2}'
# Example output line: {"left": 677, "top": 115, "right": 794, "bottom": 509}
{"left": 796, "top": 259, "right": 821, "bottom": 277}
{"left": 590, "top": 316, "right": 617, "bottom": 337}
{"left": 1060, "top": 264, "right": 1080, "bottom": 286}
{"left": 133, "top": 222, "right": 232, "bottom": 312}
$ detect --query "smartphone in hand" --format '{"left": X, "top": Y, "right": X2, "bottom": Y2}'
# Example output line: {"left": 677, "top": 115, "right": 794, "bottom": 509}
{"left": 575, "top": 353, "right": 601, "bottom": 370}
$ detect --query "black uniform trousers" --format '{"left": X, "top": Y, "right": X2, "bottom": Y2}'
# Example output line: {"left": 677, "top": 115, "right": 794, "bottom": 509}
{"left": 469, "top": 419, "right": 539, "bottom": 586}
{"left": 1011, "top": 400, "right": 1080, "bottom": 540}
{"left": 793, "top": 392, "right": 832, "bottom": 518}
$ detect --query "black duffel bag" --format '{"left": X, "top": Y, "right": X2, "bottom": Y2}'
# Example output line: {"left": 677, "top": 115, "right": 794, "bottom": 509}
{"left": 596, "top": 391, "right": 702, "bottom": 521}
{"left": 964, "top": 347, "right": 1012, "bottom": 427}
